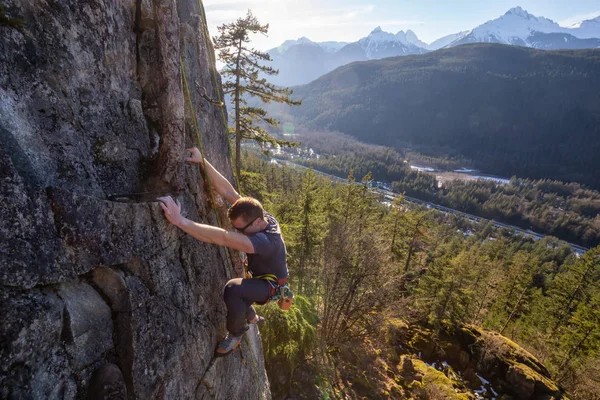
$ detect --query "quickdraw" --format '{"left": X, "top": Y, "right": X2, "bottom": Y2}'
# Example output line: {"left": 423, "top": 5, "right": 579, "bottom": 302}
{"left": 199, "top": 85, "right": 224, "bottom": 107}
{"left": 107, "top": 191, "right": 176, "bottom": 203}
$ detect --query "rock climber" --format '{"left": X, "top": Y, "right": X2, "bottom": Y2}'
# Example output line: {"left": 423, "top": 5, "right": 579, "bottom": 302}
{"left": 158, "top": 147, "right": 289, "bottom": 356}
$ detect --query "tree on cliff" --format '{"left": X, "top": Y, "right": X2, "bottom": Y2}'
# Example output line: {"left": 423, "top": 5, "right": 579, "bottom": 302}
{"left": 214, "top": 10, "right": 301, "bottom": 181}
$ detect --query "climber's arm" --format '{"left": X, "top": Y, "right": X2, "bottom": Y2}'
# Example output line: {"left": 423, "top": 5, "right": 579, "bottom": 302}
{"left": 185, "top": 147, "right": 240, "bottom": 204}
{"left": 177, "top": 219, "right": 254, "bottom": 253}
{"left": 201, "top": 158, "right": 240, "bottom": 205}
{"left": 158, "top": 196, "right": 254, "bottom": 253}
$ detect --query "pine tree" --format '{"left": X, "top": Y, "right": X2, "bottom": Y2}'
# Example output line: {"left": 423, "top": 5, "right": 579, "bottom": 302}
{"left": 214, "top": 10, "right": 301, "bottom": 180}
{"left": 547, "top": 246, "right": 600, "bottom": 336}
{"left": 485, "top": 250, "right": 539, "bottom": 334}
{"left": 557, "top": 293, "right": 600, "bottom": 382}
{"left": 291, "top": 169, "right": 324, "bottom": 295}
{"left": 320, "top": 173, "right": 386, "bottom": 344}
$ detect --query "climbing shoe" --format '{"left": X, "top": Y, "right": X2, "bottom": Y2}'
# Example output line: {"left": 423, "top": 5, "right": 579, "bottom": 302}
{"left": 248, "top": 315, "right": 265, "bottom": 325}
{"left": 215, "top": 332, "right": 243, "bottom": 357}
{"left": 87, "top": 363, "right": 127, "bottom": 400}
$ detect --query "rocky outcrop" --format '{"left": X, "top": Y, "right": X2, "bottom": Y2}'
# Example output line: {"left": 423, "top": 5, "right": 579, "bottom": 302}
{"left": 392, "top": 323, "right": 566, "bottom": 400}
{"left": 0, "top": 0, "right": 269, "bottom": 398}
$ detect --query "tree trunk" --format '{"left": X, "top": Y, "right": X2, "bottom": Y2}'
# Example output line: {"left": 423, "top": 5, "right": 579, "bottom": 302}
{"left": 557, "top": 326, "right": 594, "bottom": 382}
{"left": 471, "top": 284, "right": 490, "bottom": 325}
{"left": 500, "top": 286, "right": 527, "bottom": 334}
{"left": 550, "top": 262, "right": 594, "bottom": 336}
{"left": 234, "top": 40, "right": 242, "bottom": 182}
{"left": 404, "top": 214, "right": 426, "bottom": 272}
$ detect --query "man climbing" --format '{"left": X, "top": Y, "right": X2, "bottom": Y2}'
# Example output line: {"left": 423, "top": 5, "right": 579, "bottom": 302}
{"left": 158, "top": 147, "right": 289, "bottom": 357}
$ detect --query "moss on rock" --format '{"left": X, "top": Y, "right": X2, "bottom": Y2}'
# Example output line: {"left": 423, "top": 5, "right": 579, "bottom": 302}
{"left": 398, "top": 356, "right": 471, "bottom": 399}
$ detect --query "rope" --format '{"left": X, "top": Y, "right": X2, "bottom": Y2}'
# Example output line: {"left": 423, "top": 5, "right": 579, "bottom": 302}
{"left": 193, "top": 3, "right": 265, "bottom": 399}
{"left": 182, "top": 51, "right": 265, "bottom": 400}
{"left": 180, "top": 58, "right": 235, "bottom": 279}
{"left": 243, "top": 334, "right": 265, "bottom": 398}
{"left": 197, "top": 0, "right": 241, "bottom": 191}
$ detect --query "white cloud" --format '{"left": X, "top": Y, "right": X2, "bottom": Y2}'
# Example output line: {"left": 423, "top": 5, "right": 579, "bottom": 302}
{"left": 205, "top": 2, "right": 384, "bottom": 49}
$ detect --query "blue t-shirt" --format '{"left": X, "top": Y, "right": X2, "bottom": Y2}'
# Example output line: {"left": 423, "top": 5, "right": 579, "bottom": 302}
{"left": 247, "top": 212, "right": 288, "bottom": 280}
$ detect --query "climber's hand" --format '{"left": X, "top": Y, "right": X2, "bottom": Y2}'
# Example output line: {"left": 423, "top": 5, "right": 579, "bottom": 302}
{"left": 158, "top": 196, "right": 184, "bottom": 227}
{"left": 185, "top": 147, "right": 204, "bottom": 165}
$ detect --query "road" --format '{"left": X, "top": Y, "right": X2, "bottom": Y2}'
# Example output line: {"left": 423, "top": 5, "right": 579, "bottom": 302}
{"left": 275, "top": 158, "right": 589, "bottom": 256}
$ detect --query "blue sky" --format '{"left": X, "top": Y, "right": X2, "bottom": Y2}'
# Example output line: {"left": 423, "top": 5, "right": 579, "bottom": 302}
{"left": 203, "top": 0, "right": 600, "bottom": 49}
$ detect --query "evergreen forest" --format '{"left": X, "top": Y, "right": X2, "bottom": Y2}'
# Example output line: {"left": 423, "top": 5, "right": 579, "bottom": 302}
{"left": 276, "top": 131, "right": 600, "bottom": 249}
{"left": 240, "top": 151, "right": 600, "bottom": 400}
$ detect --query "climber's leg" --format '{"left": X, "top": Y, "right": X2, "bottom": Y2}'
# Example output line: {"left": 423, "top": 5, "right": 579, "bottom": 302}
{"left": 216, "top": 278, "right": 270, "bottom": 356}
{"left": 222, "top": 278, "right": 270, "bottom": 336}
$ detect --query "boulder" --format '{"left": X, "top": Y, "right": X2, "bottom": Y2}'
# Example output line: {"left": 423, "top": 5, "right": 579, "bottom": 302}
{"left": 57, "top": 281, "right": 113, "bottom": 372}
{"left": 400, "top": 324, "right": 565, "bottom": 399}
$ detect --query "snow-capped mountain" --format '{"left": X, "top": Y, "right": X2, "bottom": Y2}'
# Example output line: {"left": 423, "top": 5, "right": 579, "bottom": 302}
{"left": 270, "top": 37, "right": 347, "bottom": 55}
{"left": 448, "top": 7, "right": 600, "bottom": 49}
{"left": 267, "top": 39, "right": 328, "bottom": 86}
{"left": 357, "top": 27, "right": 426, "bottom": 58}
{"left": 264, "top": 6, "right": 600, "bottom": 86}
{"left": 394, "top": 29, "right": 428, "bottom": 49}
{"left": 567, "top": 16, "right": 600, "bottom": 39}
{"left": 272, "top": 37, "right": 319, "bottom": 53}
{"left": 318, "top": 41, "right": 349, "bottom": 53}
{"left": 428, "top": 31, "right": 470, "bottom": 50}
{"left": 266, "top": 28, "right": 426, "bottom": 86}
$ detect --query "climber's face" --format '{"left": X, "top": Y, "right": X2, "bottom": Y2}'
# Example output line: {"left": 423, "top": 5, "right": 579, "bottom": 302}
{"left": 231, "top": 216, "right": 259, "bottom": 235}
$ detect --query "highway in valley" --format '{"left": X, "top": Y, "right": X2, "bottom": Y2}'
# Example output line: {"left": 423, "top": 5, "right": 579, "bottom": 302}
{"left": 275, "top": 158, "right": 590, "bottom": 256}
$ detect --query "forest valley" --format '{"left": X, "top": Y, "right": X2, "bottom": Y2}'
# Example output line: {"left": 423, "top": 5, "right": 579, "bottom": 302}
{"left": 271, "top": 131, "right": 600, "bottom": 250}
{"left": 240, "top": 151, "right": 600, "bottom": 400}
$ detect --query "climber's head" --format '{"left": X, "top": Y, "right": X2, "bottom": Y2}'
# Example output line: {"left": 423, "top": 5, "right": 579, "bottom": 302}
{"left": 228, "top": 197, "right": 265, "bottom": 234}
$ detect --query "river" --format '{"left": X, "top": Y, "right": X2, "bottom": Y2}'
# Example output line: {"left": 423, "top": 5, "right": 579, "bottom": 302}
{"left": 410, "top": 165, "right": 511, "bottom": 185}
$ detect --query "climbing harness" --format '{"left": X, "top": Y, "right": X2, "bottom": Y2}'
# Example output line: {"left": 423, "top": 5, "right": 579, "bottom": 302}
{"left": 244, "top": 261, "right": 295, "bottom": 310}
{"left": 256, "top": 273, "right": 295, "bottom": 311}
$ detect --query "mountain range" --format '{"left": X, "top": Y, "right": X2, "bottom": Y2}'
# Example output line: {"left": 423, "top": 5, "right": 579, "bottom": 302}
{"left": 269, "top": 44, "right": 600, "bottom": 189}
{"left": 266, "top": 7, "right": 600, "bottom": 86}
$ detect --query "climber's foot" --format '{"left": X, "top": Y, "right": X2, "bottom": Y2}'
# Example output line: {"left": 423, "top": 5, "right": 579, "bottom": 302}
{"left": 215, "top": 332, "right": 243, "bottom": 357}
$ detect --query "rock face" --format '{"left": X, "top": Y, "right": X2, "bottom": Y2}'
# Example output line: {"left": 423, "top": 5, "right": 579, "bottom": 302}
{"left": 0, "top": 0, "right": 270, "bottom": 398}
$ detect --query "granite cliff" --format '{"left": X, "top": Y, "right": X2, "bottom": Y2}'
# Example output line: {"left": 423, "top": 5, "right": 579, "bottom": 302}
{"left": 0, "top": 0, "right": 270, "bottom": 398}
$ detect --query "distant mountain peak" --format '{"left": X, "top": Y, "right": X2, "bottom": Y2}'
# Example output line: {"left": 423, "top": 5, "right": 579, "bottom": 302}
{"left": 505, "top": 6, "right": 532, "bottom": 18}
{"left": 363, "top": 27, "right": 396, "bottom": 44}
{"left": 298, "top": 36, "right": 314, "bottom": 43}
{"left": 571, "top": 15, "right": 600, "bottom": 27}
{"left": 565, "top": 14, "right": 600, "bottom": 38}
{"left": 395, "top": 29, "right": 428, "bottom": 49}
{"left": 428, "top": 30, "right": 470, "bottom": 50}
{"left": 449, "top": 6, "right": 565, "bottom": 47}
{"left": 273, "top": 37, "right": 319, "bottom": 54}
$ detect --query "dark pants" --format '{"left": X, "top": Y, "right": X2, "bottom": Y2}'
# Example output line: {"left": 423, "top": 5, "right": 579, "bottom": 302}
{"left": 223, "top": 278, "right": 271, "bottom": 336}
